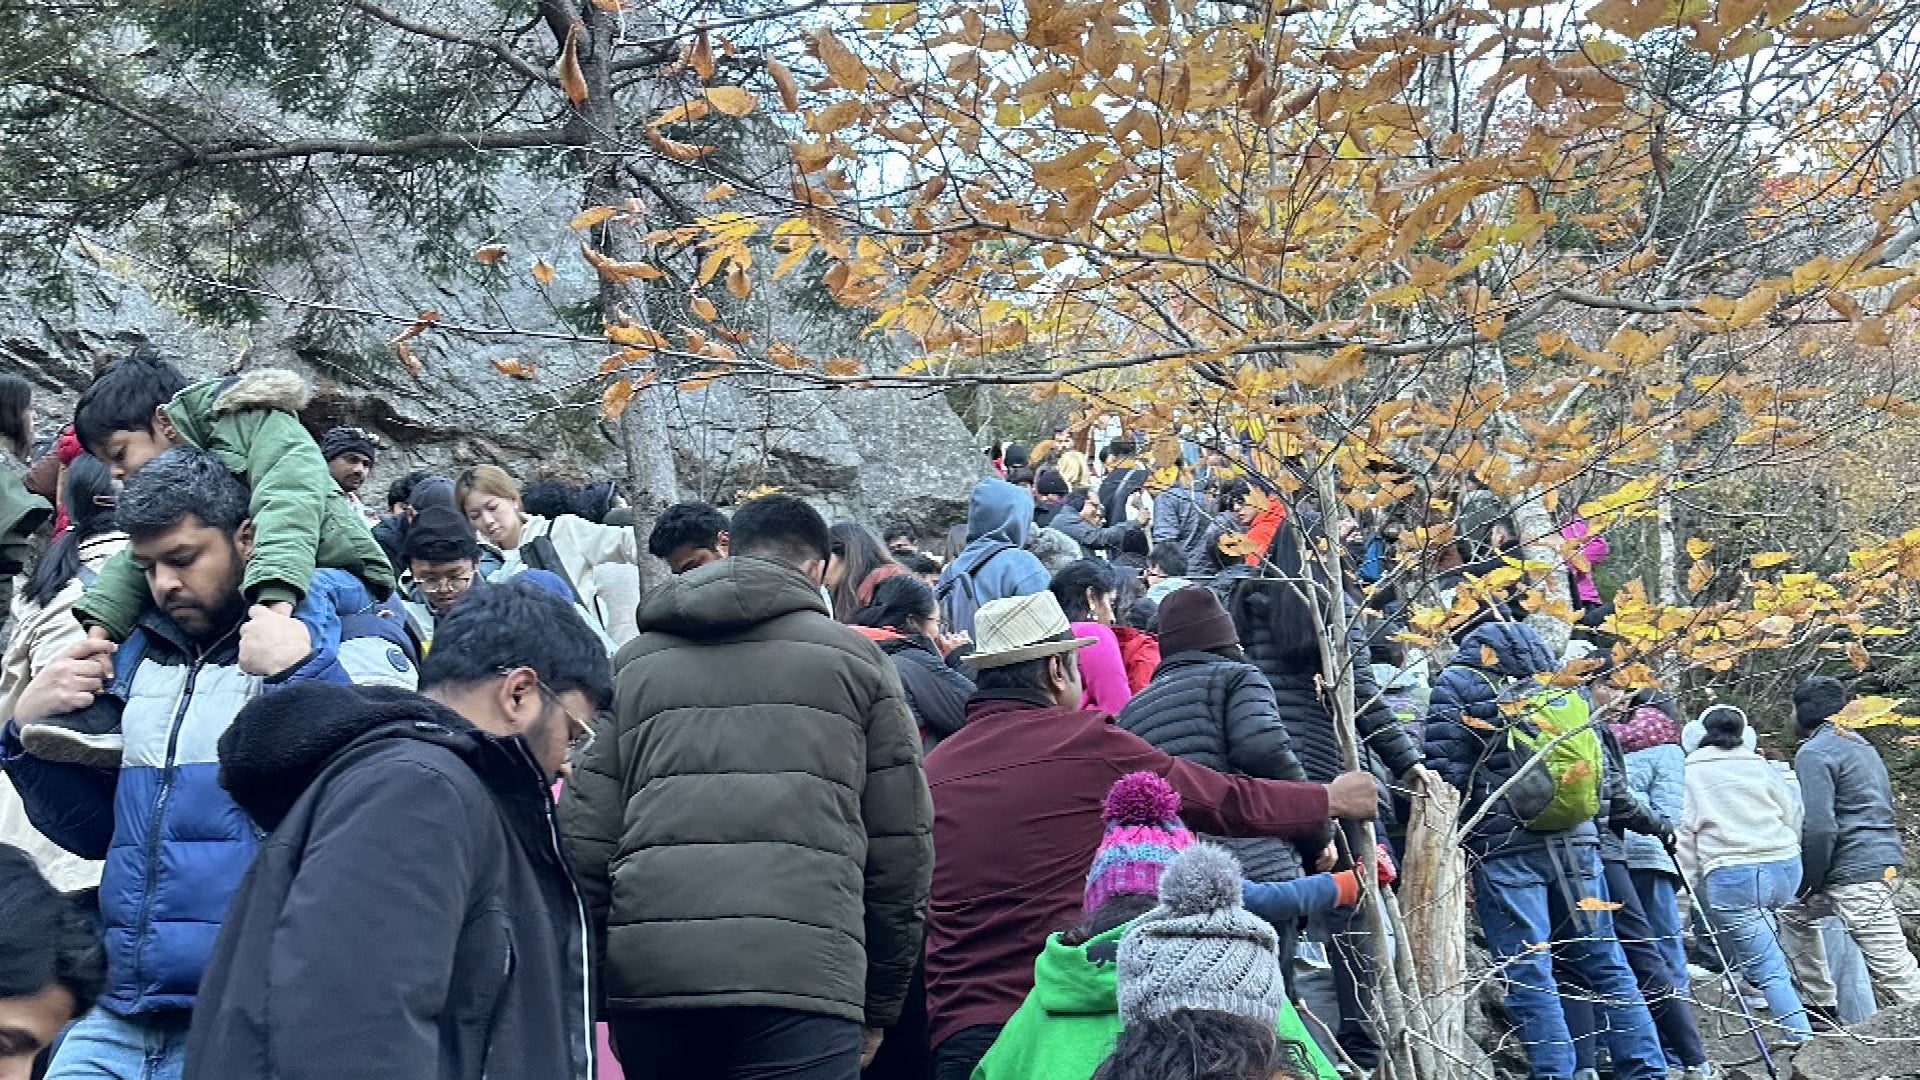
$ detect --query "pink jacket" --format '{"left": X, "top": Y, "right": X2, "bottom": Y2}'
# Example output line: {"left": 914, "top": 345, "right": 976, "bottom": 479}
{"left": 1073, "top": 621, "right": 1135, "bottom": 713}
{"left": 1561, "top": 518, "right": 1609, "bottom": 605}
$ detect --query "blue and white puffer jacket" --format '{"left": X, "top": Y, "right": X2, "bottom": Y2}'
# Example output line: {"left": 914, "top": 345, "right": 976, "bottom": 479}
{"left": 0, "top": 570, "right": 417, "bottom": 1015}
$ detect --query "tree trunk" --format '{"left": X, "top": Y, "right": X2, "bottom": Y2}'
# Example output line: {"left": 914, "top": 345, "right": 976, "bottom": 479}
{"left": 1400, "top": 779, "right": 1469, "bottom": 1077}
{"left": 1655, "top": 442, "right": 1679, "bottom": 606}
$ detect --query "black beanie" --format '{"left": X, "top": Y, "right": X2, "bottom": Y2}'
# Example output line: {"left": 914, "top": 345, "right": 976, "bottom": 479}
{"left": 404, "top": 502, "right": 481, "bottom": 563}
{"left": 1794, "top": 676, "right": 1850, "bottom": 733}
{"left": 1035, "top": 467, "right": 1069, "bottom": 497}
{"left": 320, "top": 425, "right": 379, "bottom": 464}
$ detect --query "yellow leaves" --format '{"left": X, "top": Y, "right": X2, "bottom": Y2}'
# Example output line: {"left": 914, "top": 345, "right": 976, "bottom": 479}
{"left": 1836, "top": 695, "right": 1908, "bottom": 727}
{"left": 570, "top": 206, "right": 618, "bottom": 230}
{"left": 1694, "top": 287, "right": 1776, "bottom": 330}
{"left": 1290, "top": 344, "right": 1366, "bottom": 389}
{"left": 1579, "top": 476, "right": 1662, "bottom": 530}
{"left": 811, "top": 29, "right": 866, "bottom": 90}
{"left": 491, "top": 357, "right": 535, "bottom": 379}
{"left": 690, "top": 295, "right": 719, "bottom": 320}
{"left": 556, "top": 20, "right": 588, "bottom": 105}
{"left": 702, "top": 182, "right": 736, "bottom": 201}
{"left": 652, "top": 99, "right": 711, "bottom": 127}
{"left": 809, "top": 100, "right": 864, "bottom": 135}
{"left": 824, "top": 357, "right": 864, "bottom": 377}
{"left": 1576, "top": 896, "right": 1623, "bottom": 912}
{"left": 703, "top": 86, "right": 757, "bottom": 116}
{"left": 1687, "top": 538, "right": 1713, "bottom": 560}
{"left": 1687, "top": 559, "right": 1714, "bottom": 593}
{"left": 1216, "top": 532, "right": 1260, "bottom": 558}
{"left": 601, "top": 377, "right": 637, "bottom": 420}
{"left": 860, "top": 1, "right": 917, "bottom": 29}
{"left": 530, "top": 258, "right": 555, "bottom": 285}
{"left": 726, "top": 262, "right": 751, "bottom": 299}
{"left": 606, "top": 321, "right": 667, "bottom": 349}
{"left": 580, "top": 244, "right": 664, "bottom": 282}
{"left": 1856, "top": 316, "right": 1892, "bottom": 348}
{"left": 645, "top": 127, "right": 714, "bottom": 161}
{"left": 1749, "top": 551, "right": 1792, "bottom": 570}
{"left": 1031, "top": 143, "right": 1106, "bottom": 191}
{"left": 1846, "top": 640, "right": 1871, "bottom": 673}
{"left": 791, "top": 139, "right": 832, "bottom": 173}
{"left": 473, "top": 243, "right": 507, "bottom": 264}
{"left": 687, "top": 30, "right": 716, "bottom": 82}
{"left": 766, "top": 58, "right": 800, "bottom": 112}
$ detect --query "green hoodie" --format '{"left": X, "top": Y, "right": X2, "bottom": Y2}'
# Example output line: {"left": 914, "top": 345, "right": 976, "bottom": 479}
{"left": 73, "top": 369, "right": 396, "bottom": 639}
{"left": 973, "top": 924, "right": 1338, "bottom": 1080}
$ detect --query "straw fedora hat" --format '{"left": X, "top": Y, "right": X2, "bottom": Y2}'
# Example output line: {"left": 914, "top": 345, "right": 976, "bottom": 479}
{"left": 964, "top": 592, "right": 1100, "bottom": 669}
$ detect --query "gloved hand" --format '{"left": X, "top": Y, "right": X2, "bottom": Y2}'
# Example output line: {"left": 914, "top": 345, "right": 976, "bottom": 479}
{"left": 1375, "top": 843, "right": 1398, "bottom": 887}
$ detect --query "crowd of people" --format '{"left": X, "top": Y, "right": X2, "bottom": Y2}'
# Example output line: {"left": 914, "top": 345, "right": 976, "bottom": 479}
{"left": 0, "top": 359, "right": 1915, "bottom": 1080}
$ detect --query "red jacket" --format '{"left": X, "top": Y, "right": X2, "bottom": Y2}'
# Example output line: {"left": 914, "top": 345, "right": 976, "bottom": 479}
{"left": 1114, "top": 627, "right": 1160, "bottom": 693}
{"left": 922, "top": 693, "right": 1332, "bottom": 1047}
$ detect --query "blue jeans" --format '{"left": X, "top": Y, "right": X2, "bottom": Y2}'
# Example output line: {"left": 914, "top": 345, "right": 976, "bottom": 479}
{"left": 44, "top": 1007, "right": 188, "bottom": 1080}
{"left": 1630, "top": 868, "right": 1690, "bottom": 998}
{"left": 1701, "top": 858, "right": 1812, "bottom": 1041}
{"left": 1472, "top": 844, "right": 1665, "bottom": 1080}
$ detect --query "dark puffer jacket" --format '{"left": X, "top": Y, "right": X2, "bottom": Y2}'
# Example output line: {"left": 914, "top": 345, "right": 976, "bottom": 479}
{"left": 1423, "top": 622, "right": 1597, "bottom": 859}
{"left": 1114, "top": 650, "right": 1310, "bottom": 882}
{"left": 1597, "top": 724, "right": 1667, "bottom": 864}
{"left": 559, "top": 556, "right": 934, "bottom": 1028}
{"left": 1231, "top": 582, "right": 1423, "bottom": 790}
{"left": 878, "top": 633, "right": 975, "bottom": 752}
{"left": 186, "top": 684, "right": 593, "bottom": 1080}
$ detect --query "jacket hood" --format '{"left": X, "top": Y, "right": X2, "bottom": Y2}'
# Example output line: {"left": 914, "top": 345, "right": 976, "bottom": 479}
{"left": 966, "top": 478, "right": 1034, "bottom": 547}
{"left": 1032, "top": 926, "right": 1124, "bottom": 1016}
{"left": 636, "top": 555, "right": 828, "bottom": 638}
{"left": 1449, "top": 622, "right": 1558, "bottom": 679}
{"left": 218, "top": 682, "right": 497, "bottom": 831}
{"left": 1610, "top": 704, "right": 1681, "bottom": 754}
{"left": 168, "top": 368, "right": 313, "bottom": 447}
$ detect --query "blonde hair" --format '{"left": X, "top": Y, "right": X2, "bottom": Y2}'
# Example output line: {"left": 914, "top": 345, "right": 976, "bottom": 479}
{"left": 455, "top": 464, "right": 521, "bottom": 509}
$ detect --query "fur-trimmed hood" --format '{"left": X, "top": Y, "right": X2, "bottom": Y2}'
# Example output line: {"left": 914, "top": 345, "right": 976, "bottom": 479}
{"left": 206, "top": 368, "right": 311, "bottom": 417}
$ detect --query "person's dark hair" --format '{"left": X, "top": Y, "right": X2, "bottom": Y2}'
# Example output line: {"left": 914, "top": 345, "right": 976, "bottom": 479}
{"left": 1107, "top": 439, "right": 1139, "bottom": 458}
{"left": 897, "top": 551, "right": 941, "bottom": 576}
{"left": 1229, "top": 568, "right": 1332, "bottom": 670}
{"left": 0, "top": 844, "right": 105, "bottom": 1017}
{"left": 1699, "top": 704, "right": 1749, "bottom": 750}
{"left": 1051, "top": 558, "right": 1118, "bottom": 622}
{"left": 1113, "top": 563, "right": 1144, "bottom": 621}
{"left": 1118, "top": 526, "right": 1150, "bottom": 558}
{"left": 647, "top": 501, "right": 729, "bottom": 559}
{"left": 74, "top": 351, "right": 189, "bottom": 457}
{"left": 519, "top": 479, "right": 575, "bottom": 521}
{"left": 1007, "top": 466, "right": 1036, "bottom": 488}
{"left": 1628, "top": 687, "right": 1680, "bottom": 722}
{"left": 1035, "top": 467, "right": 1069, "bottom": 497}
{"left": 850, "top": 574, "right": 937, "bottom": 635}
{"left": 420, "top": 578, "right": 613, "bottom": 709}
{"left": 1148, "top": 546, "right": 1189, "bottom": 578}
{"left": 730, "top": 494, "right": 831, "bottom": 570}
{"left": 881, "top": 518, "right": 916, "bottom": 549}
{"left": 828, "top": 521, "right": 894, "bottom": 621}
{"left": 1125, "top": 597, "right": 1159, "bottom": 632}
{"left": 0, "top": 374, "right": 31, "bottom": 459}
{"left": 388, "top": 469, "right": 436, "bottom": 512}
{"left": 24, "top": 455, "right": 116, "bottom": 608}
{"left": 1068, "top": 486, "right": 1092, "bottom": 511}
{"left": 1059, "top": 892, "right": 1158, "bottom": 947}
{"left": 1217, "top": 478, "right": 1252, "bottom": 510}
{"left": 116, "top": 447, "right": 249, "bottom": 539}
{"left": 1003, "top": 443, "right": 1032, "bottom": 469}
{"left": 1093, "top": 1010, "right": 1297, "bottom": 1080}
{"left": 974, "top": 655, "right": 1059, "bottom": 694}
{"left": 404, "top": 503, "right": 482, "bottom": 564}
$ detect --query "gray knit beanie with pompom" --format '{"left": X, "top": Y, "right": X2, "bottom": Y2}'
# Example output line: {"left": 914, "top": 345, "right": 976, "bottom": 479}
{"left": 1115, "top": 844, "right": 1287, "bottom": 1029}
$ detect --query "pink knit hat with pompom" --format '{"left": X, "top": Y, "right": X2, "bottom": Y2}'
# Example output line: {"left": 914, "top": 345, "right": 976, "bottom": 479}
{"left": 1084, "top": 772, "right": 1197, "bottom": 915}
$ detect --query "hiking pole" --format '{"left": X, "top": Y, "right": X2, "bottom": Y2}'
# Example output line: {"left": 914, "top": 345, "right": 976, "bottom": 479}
{"left": 1662, "top": 835, "right": 1780, "bottom": 1080}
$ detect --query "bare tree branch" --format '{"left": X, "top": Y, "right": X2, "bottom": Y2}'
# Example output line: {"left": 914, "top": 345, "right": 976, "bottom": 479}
{"left": 347, "top": 0, "right": 555, "bottom": 87}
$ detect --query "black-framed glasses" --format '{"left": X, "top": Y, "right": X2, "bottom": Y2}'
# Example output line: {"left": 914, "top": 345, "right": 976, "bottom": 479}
{"left": 535, "top": 679, "right": 600, "bottom": 752}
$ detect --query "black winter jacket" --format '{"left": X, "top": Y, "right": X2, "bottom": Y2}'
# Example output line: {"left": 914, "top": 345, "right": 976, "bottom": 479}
{"left": 1423, "top": 622, "right": 1598, "bottom": 859}
{"left": 1114, "top": 651, "right": 1311, "bottom": 881}
{"left": 1230, "top": 581, "right": 1424, "bottom": 788}
{"left": 880, "top": 633, "right": 975, "bottom": 752}
{"left": 186, "top": 683, "right": 593, "bottom": 1080}
{"left": 1598, "top": 724, "right": 1667, "bottom": 864}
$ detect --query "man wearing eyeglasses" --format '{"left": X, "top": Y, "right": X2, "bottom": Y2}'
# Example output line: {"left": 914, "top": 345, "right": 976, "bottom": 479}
{"left": 182, "top": 578, "right": 613, "bottom": 1080}
{"left": 400, "top": 501, "right": 604, "bottom": 655}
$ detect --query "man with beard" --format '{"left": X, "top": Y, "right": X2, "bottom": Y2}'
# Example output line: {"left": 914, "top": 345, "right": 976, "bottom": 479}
{"left": 319, "top": 425, "right": 381, "bottom": 527}
{"left": 0, "top": 447, "right": 417, "bottom": 1080}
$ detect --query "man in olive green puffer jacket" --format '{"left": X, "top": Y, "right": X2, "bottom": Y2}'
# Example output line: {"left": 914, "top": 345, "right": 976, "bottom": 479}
{"left": 559, "top": 494, "right": 933, "bottom": 1080}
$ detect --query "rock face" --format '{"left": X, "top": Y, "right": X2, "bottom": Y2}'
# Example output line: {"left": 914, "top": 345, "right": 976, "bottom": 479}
{"left": 1793, "top": 1001, "right": 1920, "bottom": 1079}
{"left": 1, "top": 246, "right": 981, "bottom": 529}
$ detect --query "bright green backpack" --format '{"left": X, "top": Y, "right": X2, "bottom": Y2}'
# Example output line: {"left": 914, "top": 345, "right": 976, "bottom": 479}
{"left": 1466, "top": 669, "right": 1603, "bottom": 833}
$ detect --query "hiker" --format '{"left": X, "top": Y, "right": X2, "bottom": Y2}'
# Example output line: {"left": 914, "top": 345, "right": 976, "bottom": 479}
{"left": 319, "top": 425, "right": 381, "bottom": 526}
{"left": 0, "top": 449, "right": 417, "bottom": 1080}
{"left": 827, "top": 521, "right": 903, "bottom": 622}
{"left": 0, "top": 844, "right": 105, "bottom": 1080}
{"left": 561, "top": 494, "right": 933, "bottom": 1079}
{"left": 1050, "top": 559, "right": 1135, "bottom": 713}
{"left": 1680, "top": 704, "right": 1814, "bottom": 1043}
{"left": 849, "top": 575, "right": 974, "bottom": 753}
{"left": 1113, "top": 587, "right": 1315, "bottom": 970}
{"left": 935, "top": 478, "right": 1051, "bottom": 638}
{"left": 920, "top": 590, "right": 1378, "bottom": 1080}
{"left": 0, "top": 456, "right": 119, "bottom": 892}
{"left": 974, "top": 775, "right": 1342, "bottom": 1080}
{"left": 456, "top": 464, "right": 641, "bottom": 645}
{"left": 645, "top": 500, "right": 730, "bottom": 575}
{"left": 1425, "top": 621, "right": 1666, "bottom": 1080}
{"left": 184, "top": 580, "right": 609, "bottom": 1080}
{"left": 1779, "top": 676, "right": 1920, "bottom": 1018}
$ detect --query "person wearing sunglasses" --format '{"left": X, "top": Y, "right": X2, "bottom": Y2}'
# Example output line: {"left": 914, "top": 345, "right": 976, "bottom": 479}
{"left": 184, "top": 578, "right": 613, "bottom": 1080}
